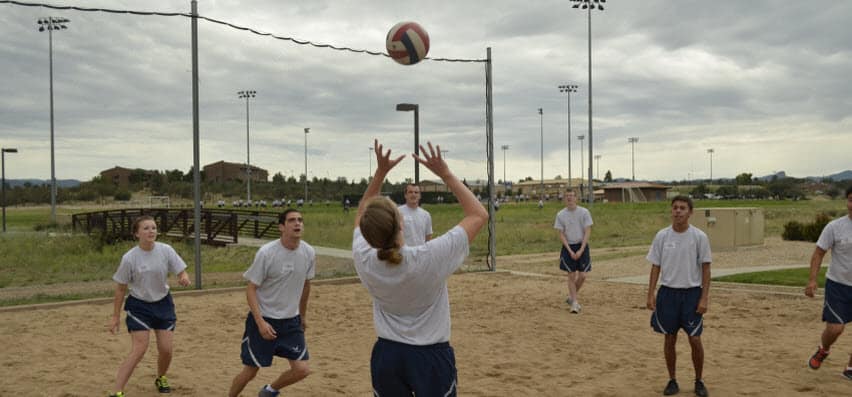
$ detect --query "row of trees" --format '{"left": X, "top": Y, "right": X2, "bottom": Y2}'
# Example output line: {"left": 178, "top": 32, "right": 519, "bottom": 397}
{"left": 687, "top": 173, "right": 848, "bottom": 200}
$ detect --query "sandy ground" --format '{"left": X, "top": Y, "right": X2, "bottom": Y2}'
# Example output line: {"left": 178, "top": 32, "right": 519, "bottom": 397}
{"left": 1, "top": 237, "right": 850, "bottom": 396}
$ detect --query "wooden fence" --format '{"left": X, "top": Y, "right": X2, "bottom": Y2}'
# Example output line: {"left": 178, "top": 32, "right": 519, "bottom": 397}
{"left": 71, "top": 208, "right": 283, "bottom": 245}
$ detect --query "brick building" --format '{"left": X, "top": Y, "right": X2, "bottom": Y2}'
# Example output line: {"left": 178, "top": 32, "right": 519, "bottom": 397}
{"left": 100, "top": 166, "right": 158, "bottom": 188}
{"left": 203, "top": 161, "right": 268, "bottom": 183}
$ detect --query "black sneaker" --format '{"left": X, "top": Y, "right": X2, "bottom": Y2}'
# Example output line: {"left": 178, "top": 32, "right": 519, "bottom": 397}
{"left": 843, "top": 368, "right": 852, "bottom": 380}
{"left": 155, "top": 375, "right": 171, "bottom": 393}
{"left": 694, "top": 380, "right": 708, "bottom": 397}
{"left": 663, "top": 379, "right": 679, "bottom": 395}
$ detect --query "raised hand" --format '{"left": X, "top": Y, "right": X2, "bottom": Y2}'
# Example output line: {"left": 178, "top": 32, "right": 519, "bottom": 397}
{"left": 374, "top": 139, "right": 405, "bottom": 175}
{"left": 413, "top": 142, "right": 450, "bottom": 179}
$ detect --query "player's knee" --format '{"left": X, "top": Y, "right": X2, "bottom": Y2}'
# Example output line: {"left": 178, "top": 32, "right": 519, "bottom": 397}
{"left": 293, "top": 362, "right": 311, "bottom": 380}
{"left": 687, "top": 335, "right": 702, "bottom": 346}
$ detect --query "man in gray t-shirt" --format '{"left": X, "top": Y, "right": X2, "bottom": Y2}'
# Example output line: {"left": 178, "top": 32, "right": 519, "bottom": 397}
{"left": 228, "top": 209, "right": 316, "bottom": 397}
{"left": 805, "top": 186, "right": 852, "bottom": 380}
{"left": 399, "top": 183, "right": 433, "bottom": 246}
{"left": 553, "top": 189, "right": 593, "bottom": 313}
{"left": 646, "top": 196, "right": 712, "bottom": 397}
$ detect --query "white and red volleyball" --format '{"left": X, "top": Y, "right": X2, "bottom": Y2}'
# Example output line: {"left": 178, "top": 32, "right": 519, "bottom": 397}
{"left": 386, "top": 21, "right": 430, "bottom": 65}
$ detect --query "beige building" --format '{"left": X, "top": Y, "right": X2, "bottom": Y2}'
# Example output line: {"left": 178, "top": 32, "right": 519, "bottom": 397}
{"left": 601, "top": 182, "right": 670, "bottom": 203}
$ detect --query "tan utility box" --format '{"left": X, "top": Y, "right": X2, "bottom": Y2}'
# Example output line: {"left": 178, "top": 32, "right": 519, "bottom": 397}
{"left": 691, "top": 207, "right": 764, "bottom": 250}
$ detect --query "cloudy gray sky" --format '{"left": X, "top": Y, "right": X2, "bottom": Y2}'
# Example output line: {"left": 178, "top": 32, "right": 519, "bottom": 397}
{"left": 1, "top": 0, "right": 850, "bottom": 185}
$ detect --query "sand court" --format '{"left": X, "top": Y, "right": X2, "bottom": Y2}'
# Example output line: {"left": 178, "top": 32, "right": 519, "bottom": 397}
{"left": 1, "top": 266, "right": 849, "bottom": 396}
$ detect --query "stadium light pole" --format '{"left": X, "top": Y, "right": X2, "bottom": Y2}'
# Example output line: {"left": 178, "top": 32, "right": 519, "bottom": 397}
{"left": 558, "top": 84, "right": 578, "bottom": 187}
{"left": 304, "top": 128, "right": 310, "bottom": 202}
{"left": 628, "top": 137, "right": 639, "bottom": 181}
{"left": 707, "top": 148, "right": 715, "bottom": 181}
{"left": 538, "top": 108, "right": 544, "bottom": 199}
{"left": 594, "top": 154, "right": 601, "bottom": 180}
{"left": 501, "top": 145, "right": 509, "bottom": 186}
{"left": 578, "top": 135, "right": 585, "bottom": 195}
{"left": 368, "top": 147, "right": 374, "bottom": 181}
{"left": 237, "top": 90, "right": 256, "bottom": 202}
{"left": 572, "top": 0, "right": 604, "bottom": 205}
{"left": 2, "top": 148, "right": 18, "bottom": 233}
{"left": 37, "top": 16, "right": 70, "bottom": 224}
{"left": 395, "top": 103, "right": 420, "bottom": 184}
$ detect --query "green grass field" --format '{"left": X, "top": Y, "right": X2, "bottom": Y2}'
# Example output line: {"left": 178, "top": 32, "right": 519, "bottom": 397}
{"left": 714, "top": 267, "right": 826, "bottom": 287}
{"left": 0, "top": 198, "right": 844, "bottom": 304}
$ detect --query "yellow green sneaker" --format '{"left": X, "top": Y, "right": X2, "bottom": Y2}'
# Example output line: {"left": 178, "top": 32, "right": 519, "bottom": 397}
{"left": 155, "top": 375, "right": 171, "bottom": 393}
{"left": 109, "top": 392, "right": 125, "bottom": 397}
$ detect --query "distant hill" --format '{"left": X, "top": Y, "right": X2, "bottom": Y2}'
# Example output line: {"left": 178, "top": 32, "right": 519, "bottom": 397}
{"left": 755, "top": 171, "right": 785, "bottom": 182}
{"left": 756, "top": 170, "right": 852, "bottom": 182}
{"left": 4, "top": 179, "right": 81, "bottom": 188}
{"left": 824, "top": 170, "right": 852, "bottom": 181}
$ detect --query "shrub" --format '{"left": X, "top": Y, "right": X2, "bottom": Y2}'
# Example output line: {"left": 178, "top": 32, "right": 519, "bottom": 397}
{"left": 782, "top": 221, "right": 805, "bottom": 241}
{"left": 783, "top": 212, "right": 832, "bottom": 242}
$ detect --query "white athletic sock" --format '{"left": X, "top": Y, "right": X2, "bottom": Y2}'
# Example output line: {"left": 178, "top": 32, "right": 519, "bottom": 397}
{"left": 265, "top": 385, "right": 278, "bottom": 392}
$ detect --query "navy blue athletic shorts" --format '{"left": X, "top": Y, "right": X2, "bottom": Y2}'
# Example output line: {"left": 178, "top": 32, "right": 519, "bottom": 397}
{"left": 823, "top": 278, "right": 852, "bottom": 324}
{"left": 370, "top": 337, "right": 457, "bottom": 397}
{"left": 559, "top": 243, "right": 591, "bottom": 272}
{"left": 124, "top": 293, "right": 176, "bottom": 332}
{"left": 240, "top": 313, "right": 309, "bottom": 367}
{"left": 650, "top": 286, "right": 704, "bottom": 336}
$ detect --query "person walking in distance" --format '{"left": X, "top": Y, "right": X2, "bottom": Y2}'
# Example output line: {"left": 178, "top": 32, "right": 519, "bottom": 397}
{"left": 805, "top": 185, "right": 852, "bottom": 380}
{"left": 646, "top": 196, "right": 712, "bottom": 397}
{"left": 554, "top": 189, "right": 593, "bottom": 313}
{"left": 228, "top": 209, "right": 315, "bottom": 397}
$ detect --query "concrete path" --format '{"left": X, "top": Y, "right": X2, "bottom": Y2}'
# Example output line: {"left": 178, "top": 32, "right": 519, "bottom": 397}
{"left": 605, "top": 264, "right": 806, "bottom": 285}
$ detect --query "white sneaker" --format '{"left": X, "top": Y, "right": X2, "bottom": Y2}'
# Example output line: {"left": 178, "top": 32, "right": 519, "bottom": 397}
{"left": 570, "top": 302, "right": 581, "bottom": 313}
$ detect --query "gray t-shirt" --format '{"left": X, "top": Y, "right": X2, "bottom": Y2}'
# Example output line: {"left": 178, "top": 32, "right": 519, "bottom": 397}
{"left": 399, "top": 205, "right": 433, "bottom": 246}
{"left": 817, "top": 216, "right": 852, "bottom": 286}
{"left": 113, "top": 242, "right": 188, "bottom": 302}
{"left": 646, "top": 225, "right": 712, "bottom": 288}
{"left": 353, "top": 225, "right": 469, "bottom": 345}
{"left": 553, "top": 206, "right": 594, "bottom": 244}
{"left": 243, "top": 239, "right": 316, "bottom": 319}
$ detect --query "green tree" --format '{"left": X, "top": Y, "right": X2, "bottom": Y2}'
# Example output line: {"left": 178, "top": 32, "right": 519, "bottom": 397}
{"left": 604, "top": 170, "right": 613, "bottom": 182}
{"left": 735, "top": 172, "right": 753, "bottom": 185}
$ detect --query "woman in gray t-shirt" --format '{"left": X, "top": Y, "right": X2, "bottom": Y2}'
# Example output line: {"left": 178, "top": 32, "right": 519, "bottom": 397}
{"left": 353, "top": 140, "right": 487, "bottom": 396}
{"left": 108, "top": 215, "right": 190, "bottom": 397}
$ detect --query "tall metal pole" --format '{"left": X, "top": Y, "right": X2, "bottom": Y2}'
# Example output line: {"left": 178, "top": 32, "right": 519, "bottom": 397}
{"left": 1, "top": 150, "right": 5, "bottom": 233}
{"left": 539, "top": 108, "right": 544, "bottom": 199}
{"left": 246, "top": 95, "right": 250, "bottom": 201}
{"left": 572, "top": 0, "right": 604, "bottom": 205}
{"left": 707, "top": 148, "right": 714, "bottom": 181}
{"left": 578, "top": 135, "right": 585, "bottom": 194}
{"left": 48, "top": 25, "right": 56, "bottom": 223}
{"left": 304, "top": 128, "right": 310, "bottom": 202}
{"left": 38, "top": 17, "right": 69, "bottom": 224}
{"left": 2, "top": 148, "right": 18, "bottom": 233}
{"left": 413, "top": 107, "right": 420, "bottom": 185}
{"left": 238, "top": 90, "right": 256, "bottom": 202}
{"left": 587, "top": 3, "right": 594, "bottom": 205}
{"left": 368, "top": 147, "right": 373, "bottom": 181}
{"left": 485, "top": 47, "right": 496, "bottom": 271}
{"left": 558, "top": 84, "right": 577, "bottom": 187}
{"left": 594, "top": 154, "right": 601, "bottom": 180}
{"left": 501, "top": 145, "right": 509, "bottom": 186}
{"left": 629, "top": 137, "right": 639, "bottom": 181}
{"left": 190, "top": 0, "right": 202, "bottom": 289}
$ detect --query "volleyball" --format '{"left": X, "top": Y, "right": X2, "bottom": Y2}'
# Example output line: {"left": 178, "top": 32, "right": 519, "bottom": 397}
{"left": 386, "top": 21, "right": 430, "bottom": 65}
